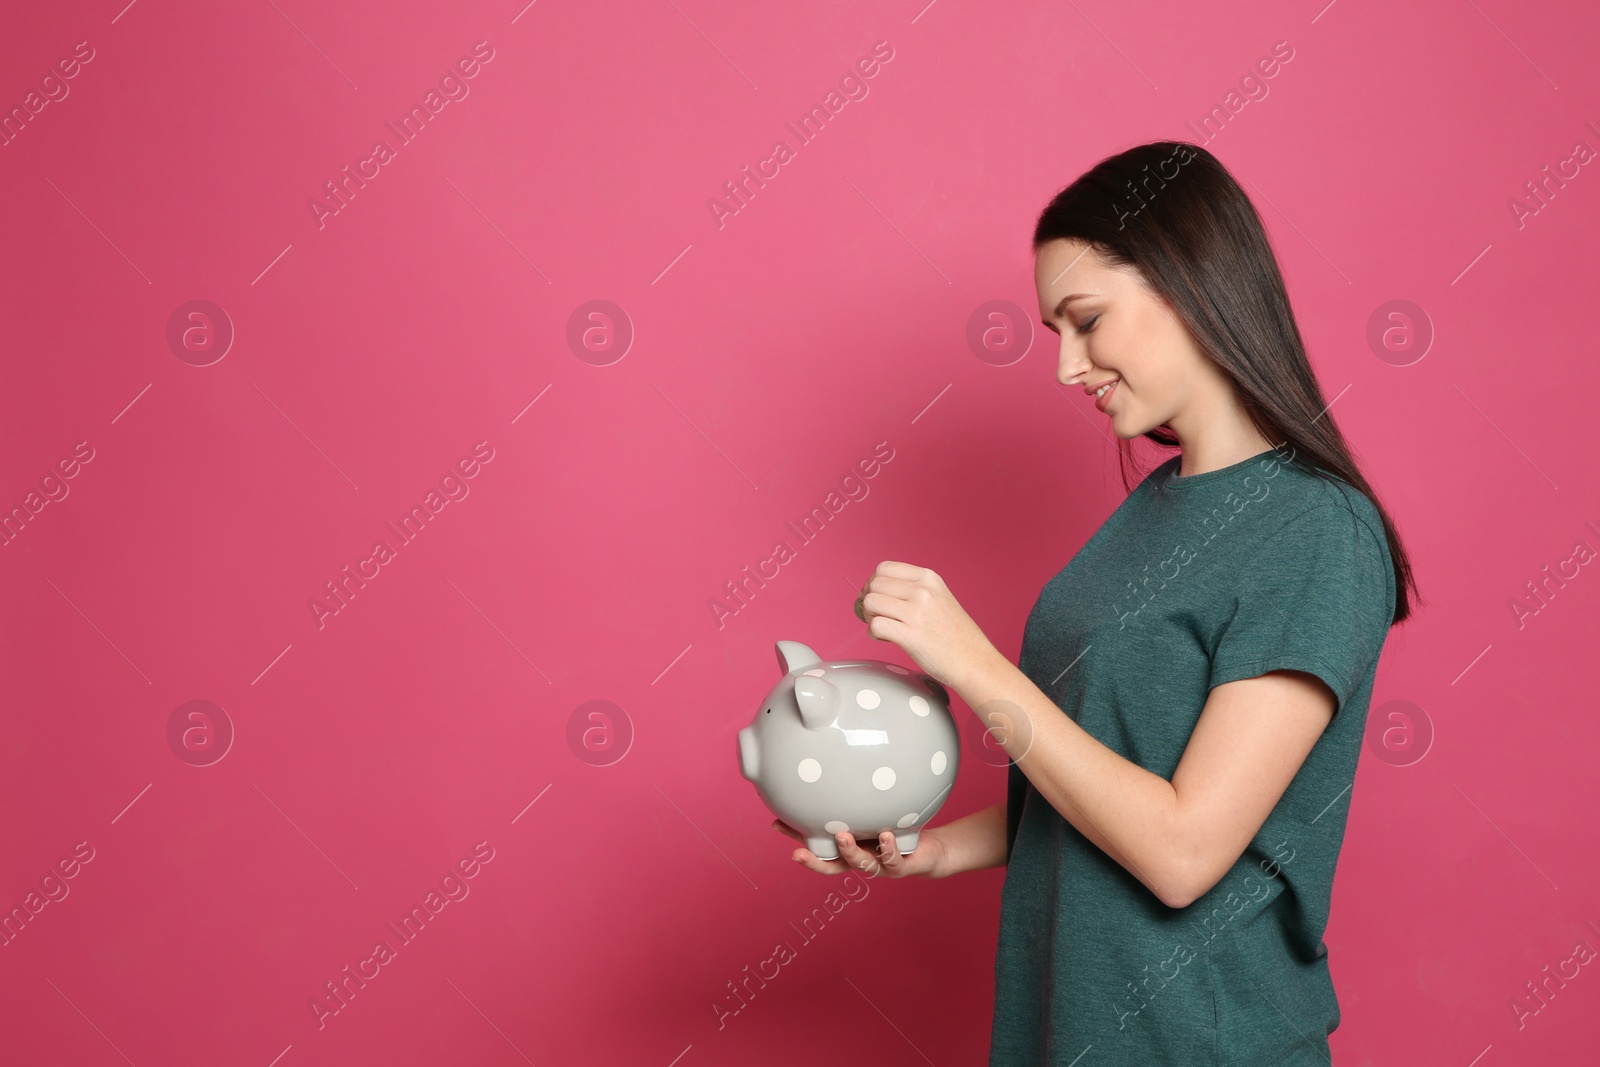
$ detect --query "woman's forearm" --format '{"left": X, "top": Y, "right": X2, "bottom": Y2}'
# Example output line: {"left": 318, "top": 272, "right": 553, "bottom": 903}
{"left": 927, "top": 801, "right": 1009, "bottom": 879}
{"left": 954, "top": 652, "right": 1187, "bottom": 905}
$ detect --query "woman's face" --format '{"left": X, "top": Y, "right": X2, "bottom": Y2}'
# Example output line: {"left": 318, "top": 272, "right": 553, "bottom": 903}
{"left": 1034, "top": 237, "right": 1215, "bottom": 441}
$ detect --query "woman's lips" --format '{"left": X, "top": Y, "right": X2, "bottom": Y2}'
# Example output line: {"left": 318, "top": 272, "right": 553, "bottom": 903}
{"left": 1094, "top": 379, "right": 1119, "bottom": 412}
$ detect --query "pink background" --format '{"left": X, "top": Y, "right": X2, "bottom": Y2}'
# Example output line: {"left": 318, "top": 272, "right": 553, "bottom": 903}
{"left": 3, "top": 0, "right": 1598, "bottom": 1063}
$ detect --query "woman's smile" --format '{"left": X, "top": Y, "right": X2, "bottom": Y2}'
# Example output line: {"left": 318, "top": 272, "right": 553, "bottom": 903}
{"left": 1090, "top": 377, "right": 1120, "bottom": 412}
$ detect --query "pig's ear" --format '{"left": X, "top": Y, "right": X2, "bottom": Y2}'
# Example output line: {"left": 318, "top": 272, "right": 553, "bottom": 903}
{"left": 793, "top": 674, "right": 840, "bottom": 731}
{"left": 775, "top": 640, "right": 822, "bottom": 675}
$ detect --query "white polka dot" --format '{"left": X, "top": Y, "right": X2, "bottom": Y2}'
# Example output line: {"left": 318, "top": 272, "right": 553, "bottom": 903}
{"left": 824, "top": 820, "right": 850, "bottom": 834}
{"left": 856, "top": 688, "right": 881, "bottom": 709}
{"left": 798, "top": 758, "right": 821, "bottom": 782}
{"left": 872, "top": 766, "right": 896, "bottom": 790}
{"left": 802, "top": 668, "right": 826, "bottom": 677}
{"left": 886, "top": 664, "right": 909, "bottom": 674}
{"left": 909, "top": 695, "right": 929, "bottom": 717}
{"left": 897, "top": 812, "right": 919, "bottom": 828}
{"left": 931, "top": 750, "right": 947, "bottom": 775}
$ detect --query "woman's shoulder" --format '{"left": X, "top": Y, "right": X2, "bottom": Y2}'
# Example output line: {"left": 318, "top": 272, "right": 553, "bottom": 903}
{"left": 1273, "top": 460, "right": 1386, "bottom": 534}
{"left": 1266, "top": 462, "right": 1395, "bottom": 593}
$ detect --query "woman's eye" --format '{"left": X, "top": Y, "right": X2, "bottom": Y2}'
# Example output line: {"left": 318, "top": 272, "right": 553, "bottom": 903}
{"left": 1075, "top": 315, "right": 1099, "bottom": 335}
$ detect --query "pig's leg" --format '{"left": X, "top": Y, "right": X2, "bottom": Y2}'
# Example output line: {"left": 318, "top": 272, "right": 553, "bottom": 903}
{"left": 807, "top": 834, "right": 840, "bottom": 860}
{"left": 893, "top": 830, "right": 920, "bottom": 855}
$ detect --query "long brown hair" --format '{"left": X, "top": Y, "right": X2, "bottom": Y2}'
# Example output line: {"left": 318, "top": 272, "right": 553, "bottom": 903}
{"left": 1033, "top": 140, "right": 1419, "bottom": 624}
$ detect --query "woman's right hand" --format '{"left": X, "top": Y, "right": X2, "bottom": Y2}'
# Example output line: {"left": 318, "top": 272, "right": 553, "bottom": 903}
{"left": 773, "top": 819, "right": 947, "bottom": 879}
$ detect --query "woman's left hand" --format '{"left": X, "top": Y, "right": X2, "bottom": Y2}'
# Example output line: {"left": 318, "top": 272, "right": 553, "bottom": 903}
{"left": 855, "top": 560, "right": 1002, "bottom": 693}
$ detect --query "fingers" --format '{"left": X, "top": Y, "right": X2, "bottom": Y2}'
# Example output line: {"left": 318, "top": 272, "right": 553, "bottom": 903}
{"left": 856, "top": 567, "right": 928, "bottom": 622}
{"left": 865, "top": 575, "right": 922, "bottom": 602}
{"left": 774, "top": 821, "right": 851, "bottom": 875}
{"left": 790, "top": 847, "right": 850, "bottom": 876}
{"left": 775, "top": 822, "right": 908, "bottom": 877}
{"left": 840, "top": 830, "right": 914, "bottom": 878}
{"left": 866, "top": 612, "right": 907, "bottom": 644}
{"left": 833, "top": 832, "right": 883, "bottom": 877}
{"left": 869, "top": 831, "right": 903, "bottom": 874}
{"left": 859, "top": 590, "right": 902, "bottom": 624}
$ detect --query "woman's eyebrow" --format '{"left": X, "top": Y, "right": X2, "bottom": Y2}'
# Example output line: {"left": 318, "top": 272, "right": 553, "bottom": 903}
{"left": 1043, "top": 292, "right": 1097, "bottom": 325}
{"left": 1053, "top": 293, "right": 1095, "bottom": 316}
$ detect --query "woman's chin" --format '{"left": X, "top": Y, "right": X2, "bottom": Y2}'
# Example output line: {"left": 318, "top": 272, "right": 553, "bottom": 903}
{"left": 1114, "top": 421, "right": 1153, "bottom": 442}
{"left": 1110, "top": 408, "right": 1162, "bottom": 440}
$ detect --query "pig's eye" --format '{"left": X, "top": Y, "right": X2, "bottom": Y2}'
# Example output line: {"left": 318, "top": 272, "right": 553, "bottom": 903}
{"left": 765, "top": 708, "right": 771, "bottom": 714}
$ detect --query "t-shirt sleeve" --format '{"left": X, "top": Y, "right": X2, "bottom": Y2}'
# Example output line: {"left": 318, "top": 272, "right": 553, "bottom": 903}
{"left": 1207, "top": 502, "right": 1394, "bottom": 715}
{"left": 1004, "top": 761, "right": 1025, "bottom": 865}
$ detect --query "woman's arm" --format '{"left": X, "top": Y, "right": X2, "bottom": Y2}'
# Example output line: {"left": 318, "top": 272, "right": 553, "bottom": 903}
{"left": 925, "top": 801, "right": 1008, "bottom": 879}
{"left": 954, "top": 652, "right": 1334, "bottom": 907}
{"left": 853, "top": 560, "right": 1339, "bottom": 906}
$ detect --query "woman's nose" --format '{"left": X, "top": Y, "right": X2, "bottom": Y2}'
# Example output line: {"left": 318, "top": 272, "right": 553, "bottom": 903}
{"left": 1056, "top": 339, "right": 1092, "bottom": 386}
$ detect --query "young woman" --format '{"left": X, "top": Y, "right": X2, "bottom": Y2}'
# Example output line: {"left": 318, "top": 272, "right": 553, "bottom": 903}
{"left": 775, "top": 141, "right": 1419, "bottom": 1064}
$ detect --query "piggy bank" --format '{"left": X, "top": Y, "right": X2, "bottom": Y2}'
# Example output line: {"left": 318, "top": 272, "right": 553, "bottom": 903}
{"left": 737, "top": 640, "right": 960, "bottom": 861}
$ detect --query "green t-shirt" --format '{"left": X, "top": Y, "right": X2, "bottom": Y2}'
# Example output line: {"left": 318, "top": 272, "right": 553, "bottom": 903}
{"left": 990, "top": 447, "right": 1396, "bottom": 1066}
